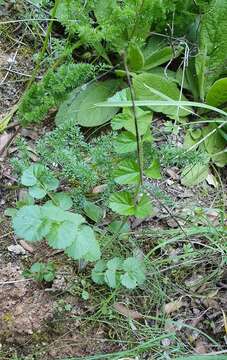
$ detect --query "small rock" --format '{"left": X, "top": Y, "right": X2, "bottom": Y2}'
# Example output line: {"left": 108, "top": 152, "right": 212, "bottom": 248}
{"left": 8, "top": 244, "right": 26, "bottom": 255}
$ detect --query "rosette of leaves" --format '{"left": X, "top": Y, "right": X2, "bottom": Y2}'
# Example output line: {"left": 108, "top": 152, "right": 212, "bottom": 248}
{"left": 92, "top": 256, "right": 146, "bottom": 290}
{"left": 12, "top": 164, "right": 100, "bottom": 262}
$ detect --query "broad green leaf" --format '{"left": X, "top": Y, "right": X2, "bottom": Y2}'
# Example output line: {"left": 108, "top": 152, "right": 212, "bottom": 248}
{"left": 29, "top": 185, "right": 47, "bottom": 199}
{"left": 112, "top": 108, "right": 152, "bottom": 136}
{"left": 41, "top": 205, "right": 84, "bottom": 225}
{"left": 196, "top": 0, "right": 227, "bottom": 99}
{"left": 181, "top": 163, "right": 209, "bottom": 187}
{"left": 134, "top": 193, "right": 153, "bottom": 218}
{"left": 91, "top": 260, "right": 106, "bottom": 284}
{"left": 133, "top": 73, "right": 190, "bottom": 118}
{"left": 84, "top": 201, "right": 103, "bottom": 222}
{"left": 142, "top": 36, "right": 182, "bottom": 71}
{"left": 203, "top": 124, "right": 227, "bottom": 166}
{"left": 113, "top": 159, "right": 140, "bottom": 185}
{"left": 13, "top": 205, "right": 48, "bottom": 242}
{"left": 120, "top": 257, "right": 146, "bottom": 289}
{"left": 109, "top": 191, "right": 135, "bottom": 216}
{"left": 21, "top": 164, "right": 59, "bottom": 197}
{"left": 65, "top": 225, "right": 101, "bottom": 261}
{"left": 46, "top": 192, "right": 73, "bottom": 210}
{"left": 21, "top": 165, "right": 39, "bottom": 186}
{"left": 206, "top": 77, "right": 227, "bottom": 107}
{"left": 114, "top": 131, "right": 137, "bottom": 153}
{"left": 145, "top": 159, "right": 162, "bottom": 179}
{"left": 127, "top": 44, "right": 144, "bottom": 71}
{"left": 108, "top": 220, "right": 130, "bottom": 235}
{"left": 56, "top": 80, "right": 121, "bottom": 127}
{"left": 105, "top": 257, "right": 123, "bottom": 288}
{"left": 47, "top": 221, "right": 76, "bottom": 249}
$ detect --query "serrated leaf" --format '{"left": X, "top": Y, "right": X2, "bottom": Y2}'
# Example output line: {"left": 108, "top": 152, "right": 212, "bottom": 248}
{"left": 56, "top": 80, "right": 121, "bottom": 127}
{"left": 65, "top": 225, "right": 101, "bottom": 261}
{"left": 41, "top": 205, "right": 84, "bottom": 225}
{"left": 133, "top": 73, "right": 190, "bottom": 118}
{"left": 206, "top": 77, "right": 227, "bottom": 107}
{"left": 21, "top": 165, "right": 40, "bottom": 186}
{"left": 13, "top": 205, "right": 48, "bottom": 242}
{"left": 134, "top": 194, "right": 152, "bottom": 218}
{"left": 91, "top": 260, "right": 106, "bottom": 284}
{"left": 84, "top": 201, "right": 103, "bottom": 222}
{"left": 112, "top": 108, "right": 152, "bottom": 136}
{"left": 47, "top": 221, "right": 76, "bottom": 249}
{"left": 114, "top": 131, "right": 137, "bottom": 153}
{"left": 109, "top": 191, "right": 135, "bottom": 216}
{"left": 127, "top": 44, "right": 144, "bottom": 71}
{"left": 181, "top": 164, "right": 209, "bottom": 187}
{"left": 114, "top": 159, "right": 140, "bottom": 185}
{"left": 120, "top": 257, "right": 146, "bottom": 289}
{"left": 145, "top": 159, "right": 161, "bottom": 179}
{"left": 105, "top": 257, "right": 123, "bottom": 288}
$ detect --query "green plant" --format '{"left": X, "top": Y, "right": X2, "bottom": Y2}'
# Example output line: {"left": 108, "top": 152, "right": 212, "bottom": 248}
{"left": 92, "top": 256, "right": 146, "bottom": 290}
{"left": 23, "top": 262, "right": 56, "bottom": 282}
{"left": 18, "top": 63, "right": 95, "bottom": 126}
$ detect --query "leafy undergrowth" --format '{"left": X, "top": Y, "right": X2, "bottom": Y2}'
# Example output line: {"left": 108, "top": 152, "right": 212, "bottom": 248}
{"left": 0, "top": 1, "right": 227, "bottom": 359}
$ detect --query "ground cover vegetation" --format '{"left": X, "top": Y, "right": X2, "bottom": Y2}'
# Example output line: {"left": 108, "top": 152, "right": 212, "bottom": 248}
{"left": 0, "top": 0, "right": 227, "bottom": 359}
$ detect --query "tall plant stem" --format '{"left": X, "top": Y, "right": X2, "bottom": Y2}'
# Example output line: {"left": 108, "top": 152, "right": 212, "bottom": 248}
{"left": 123, "top": 54, "right": 143, "bottom": 185}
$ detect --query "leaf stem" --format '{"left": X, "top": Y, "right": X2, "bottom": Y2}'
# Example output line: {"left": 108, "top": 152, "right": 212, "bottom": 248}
{"left": 123, "top": 53, "right": 143, "bottom": 185}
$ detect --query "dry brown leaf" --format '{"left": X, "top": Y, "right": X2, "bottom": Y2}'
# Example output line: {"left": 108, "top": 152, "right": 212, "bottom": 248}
{"left": 194, "top": 340, "right": 208, "bottom": 354}
{"left": 92, "top": 184, "right": 108, "bottom": 194}
{"left": 0, "top": 132, "right": 11, "bottom": 155}
{"left": 113, "top": 303, "right": 143, "bottom": 320}
{"left": 19, "top": 240, "right": 34, "bottom": 253}
{"left": 166, "top": 168, "right": 179, "bottom": 180}
{"left": 164, "top": 299, "right": 183, "bottom": 315}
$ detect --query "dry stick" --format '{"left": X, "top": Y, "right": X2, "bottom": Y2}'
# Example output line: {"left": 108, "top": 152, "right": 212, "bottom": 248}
{"left": 123, "top": 53, "right": 143, "bottom": 185}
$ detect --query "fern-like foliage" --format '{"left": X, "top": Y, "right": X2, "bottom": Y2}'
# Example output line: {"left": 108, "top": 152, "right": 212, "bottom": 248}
{"left": 18, "top": 63, "right": 95, "bottom": 126}
{"left": 36, "top": 121, "right": 116, "bottom": 207}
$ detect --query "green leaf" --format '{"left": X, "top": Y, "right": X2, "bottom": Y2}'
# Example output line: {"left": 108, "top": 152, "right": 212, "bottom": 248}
{"left": 142, "top": 36, "right": 182, "bottom": 71}
{"left": 13, "top": 205, "right": 48, "bottom": 242}
{"left": 105, "top": 257, "right": 123, "bottom": 288}
{"left": 21, "top": 164, "right": 59, "bottom": 199}
{"left": 65, "top": 225, "right": 101, "bottom": 261}
{"left": 46, "top": 192, "right": 73, "bottom": 210}
{"left": 84, "top": 201, "right": 103, "bottom": 222}
{"left": 108, "top": 220, "right": 130, "bottom": 235}
{"left": 114, "top": 159, "right": 140, "bottom": 185}
{"left": 91, "top": 260, "right": 106, "bottom": 285}
{"left": 109, "top": 191, "right": 135, "bottom": 216}
{"left": 145, "top": 159, "right": 162, "bottom": 179}
{"left": 112, "top": 108, "right": 152, "bottom": 136}
{"left": 4, "top": 208, "right": 18, "bottom": 217}
{"left": 181, "top": 163, "right": 209, "bottom": 187}
{"left": 41, "top": 205, "right": 84, "bottom": 225}
{"left": 196, "top": 0, "right": 227, "bottom": 99}
{"left": 47, "top": 221, "right": 76, "bottom": 249}
{"left": 29, "top": 185, "right": 47, "bottom": 199}
{"left": 134, "top": 193, "right": 153, "bottom": 218}
{"left": 202, "top": 124, "right": 227, "bottom": 167}
{"left": 127, "top": 44, "right": 144, "bottom": 71}
{"left": 56, "top": 80, "right": 122, "bottom": 127}
{"left": 120, "top": 257, "right": 146, "bottom": 289}
{"left": 206, "top": 77, "right": 227, "bottom": 107}
{"left": 114, "top": 131, "right": 137, "bottom": 153}
{"left": 133, "top": 73, "right": 190, "bottom": 118}
{"left": 21, "top": 165, "right": 39, "bottom": 186}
